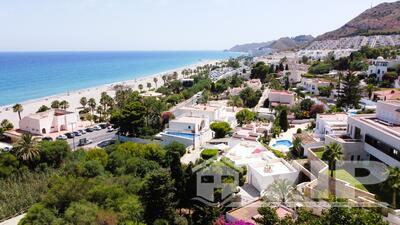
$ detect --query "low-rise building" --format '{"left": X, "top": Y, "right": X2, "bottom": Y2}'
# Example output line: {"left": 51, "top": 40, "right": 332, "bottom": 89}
{"left": 373, "top": 89, "right": 400, "bottom": 101}
{"left": 342, "top": 101, "right": 400, "bottom": 167}
{"left": 19, "top": 109, "right": 78, "bottom": 135}
{"left": 368, "top": 56, "right": 389, "bottom": 81}
{"left": 315, "top": 113, "right": 348, "bottom": 139}
{"left": 246, "top": 79, "right": 263, "bottom": 90}
{"left": 267, "top": 90, "right": 295, "bottom": 107}
{"left": 161, "top": 116, "right": 213, "bottom": 149}
{"left": 300, "top": 78, "right": 333, "bottom": 96}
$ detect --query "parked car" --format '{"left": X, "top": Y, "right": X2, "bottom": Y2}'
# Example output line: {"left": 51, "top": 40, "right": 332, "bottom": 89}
{"left": 97, "top": 139, "right": 116, "bottom": 148}
{"left": 85, "top": 127, "right": 94, "bottom": 132}
{"left": 42, "top": 136, "right": 53, "bottom": 141}
{"left": 73, "top": 131, "right": 82, "bottom": 136}
{"left": 78, "top": 129, "right": 86, "bottom": 134}
{"left": 99, "top": 123, "right": 108, "bottom": 129}
{"left": 93, "top": 125, "right": 102, "bottom": 131}
{"left": 78, "top": 138, "right": 93, "bottom": 146}
{"left": 107, "top": 126, "right": 114, "bottom": 132}
{"left": 56, "top": 134, "right": 68, "bottom": 140}
{"left": 65, "top": 132, "right": 75, "bottom": 139}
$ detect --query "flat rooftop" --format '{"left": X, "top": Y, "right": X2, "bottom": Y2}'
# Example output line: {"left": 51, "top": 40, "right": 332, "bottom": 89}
{"left": 352, "top": 115, "right": 400, "bottom": 138}
{"left": 172, "top": 116, "right": 205, "bottom": 124}
{"left": 250, "top": 160, "right": 297, "bottom": 176}
{"left": 318, "top": 113, "right": 347, "bottom": 122}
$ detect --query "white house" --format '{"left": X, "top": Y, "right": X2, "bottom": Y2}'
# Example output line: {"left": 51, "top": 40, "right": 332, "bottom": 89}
{"left": 267, "top": 90, "right": 295, "bottom": 107}
{"left": 300, "top": 78, "right": 333, "bottom": 96}
{"left": 248, "top": 159, "right": 299, "bottom": 192}
{"left": 368, "top": 56, "right": 389, "bottom": 81}
{"left": 338, "top": 101, "right": 400, "bottom": 167}
{"left": 174, "top": 105, "right": 226, "bottom": 123}
{"left": 315, "top": 113, "right": 348, "bottom": 139}
{"left": 161, "top": 116, "right": 213, "bottom": 149}
{"left": 19, "top": 109, "right": 78, "bottom": 135}
{"left": 245, "top": 79, "right": 263, "bottom": 90}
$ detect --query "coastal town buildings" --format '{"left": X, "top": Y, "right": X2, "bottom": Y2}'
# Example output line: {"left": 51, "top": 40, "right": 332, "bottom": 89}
{"left": 18, "top": 109, "right": 78, "bottom": 135}
{"left": 368, "top": 56, "right": 389, "bottom": 81}
{"left": 267, "top": 90, "right": 295, "bottom": 107}
{"left": 300, "top": 78, "right": 333, "bottom": 96}
{"left": 314, "top": 113, "right": 348, "bottom": 139}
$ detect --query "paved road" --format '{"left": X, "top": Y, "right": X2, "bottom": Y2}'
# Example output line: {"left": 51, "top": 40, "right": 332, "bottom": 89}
{"left": 66, "top": 129, "right": 117, "bottom": 150}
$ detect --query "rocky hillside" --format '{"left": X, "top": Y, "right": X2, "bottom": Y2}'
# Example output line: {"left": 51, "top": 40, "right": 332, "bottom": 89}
{"left": 229, "top": 35, "right": 314, "bottom": 53}
{"left": 317, "top": 1, "right": 400, "bottom": 40}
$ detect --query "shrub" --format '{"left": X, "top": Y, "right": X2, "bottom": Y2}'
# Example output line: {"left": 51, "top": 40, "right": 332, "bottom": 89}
{"left": 210, "top": 122, "right": 231, "bottom": 138}
{"left": 236, "top": 109, "right": 256, "bottom": 126}
{"left": 296, "top": 128, "right": 302, "bottom": 134}
{"left": 200, "top": 149, "right": 218, "bottom": 160}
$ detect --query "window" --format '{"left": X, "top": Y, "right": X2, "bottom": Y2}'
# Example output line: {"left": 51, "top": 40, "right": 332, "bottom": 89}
{"left": 351, "top": 155, "right": 354, "bottom": 161}
{"left": 188, "top": 126, "right": 191, "bottom": 129}
{"left": 365, "top": 134, "right": 400, "bottom": 161}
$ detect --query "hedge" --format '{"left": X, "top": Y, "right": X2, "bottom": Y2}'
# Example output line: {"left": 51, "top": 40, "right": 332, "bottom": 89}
{"left": 200, "top": 149, "right": 218, "bottom": 160}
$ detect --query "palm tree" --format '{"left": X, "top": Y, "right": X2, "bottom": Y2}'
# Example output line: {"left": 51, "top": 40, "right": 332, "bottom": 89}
{"left": 292, "top": 136, "right": 303, "bottom": 157}
{"left": 59, "top": 100, "right": 69, "bottom": 110}
{"left": 147, "top": 82, "right": 152, "bottom": 89}
{"left": 153, "top": 77, "right": 158, "bottom": 88}
{"left": 12, "top": 104, "right": 23, "bottom": 120}
{"left": 384, "top": 167, "right": 400, "bottom": 209}
{"left": 162, "top": 75, "right": 167, "bottom": 85}
{"left": 80, "top": 97, "right": 88, "bottom": 108}
{"left": 322, "top": 142, "right": 343, "bottom": 178}
{"left": 88, "top": 98, "right": 96, "bottom": 115}
{"left": 261, "top": 179, "right": 303, "bottom": 206}
{"left": 227, "top": 96, "right": 243, "bottom": 111}
{"left": 12, "top": 133, "right": 40, "bottom": 162}
{"left": 138, "top": 84, "right": 144, "bottom": 92}
{"left": 1, "top": 119, "right": 14, "bottom": 131}
{"left": 51, "top": 100, "right": 60, "bottom": 109}
{"left": 365, "top": 84, "right": 377, "bottom": 100}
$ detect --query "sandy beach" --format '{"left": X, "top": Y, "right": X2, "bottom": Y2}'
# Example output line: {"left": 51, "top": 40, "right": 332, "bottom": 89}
{"left": 0, "top": 59, "right": 219, "bottom": 128}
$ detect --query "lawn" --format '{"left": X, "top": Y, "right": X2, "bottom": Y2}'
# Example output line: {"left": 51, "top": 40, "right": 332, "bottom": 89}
{"left": 328, "top": 169, "right": 368, "bottom": 191}
{"left": 315, "top": 151, "right": 324, "bottom": 160}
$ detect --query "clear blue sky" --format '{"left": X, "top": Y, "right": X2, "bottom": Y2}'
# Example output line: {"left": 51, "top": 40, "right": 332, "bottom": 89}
{"left": 0, "top": 0, "right": 396, "bottom": 51}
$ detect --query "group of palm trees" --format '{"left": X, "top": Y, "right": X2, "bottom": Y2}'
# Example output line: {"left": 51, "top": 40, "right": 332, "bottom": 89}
{"left": 79, "top": 92, "right": 114, "bottom": 122}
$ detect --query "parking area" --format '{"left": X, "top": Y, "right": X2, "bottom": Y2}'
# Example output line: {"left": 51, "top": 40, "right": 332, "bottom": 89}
{"left": 65, "top": 128, "right": 117, "bottom": 150}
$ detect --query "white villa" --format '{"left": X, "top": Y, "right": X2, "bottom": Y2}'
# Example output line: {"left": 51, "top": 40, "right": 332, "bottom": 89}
{"left": 19, "top": 109, "right": 78, "bottom": 135}
{"left": 267, "top": 90, "right": 295, "bottom": 107}
{"left": 300, "top": 78, "right": 332, "bottom": 96}
{"left": 161, "top": 116, "right": 213, "bottom": 149}
{"left": 248, "top": 159, "right": 299, "bottom": 192}
{"left": 315, "top": 113, "right": 348, "bottom": 139}
{"left": 245, "top": 79, "right": 263, "bottom": 90}
{"left": 368, "top": 56, "right": 389, "bottom": 81}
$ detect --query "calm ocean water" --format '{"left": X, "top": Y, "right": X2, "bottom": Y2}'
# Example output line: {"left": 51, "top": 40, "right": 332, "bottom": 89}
{"left": 0, "top": 51, "right": 241, "bottom": 106}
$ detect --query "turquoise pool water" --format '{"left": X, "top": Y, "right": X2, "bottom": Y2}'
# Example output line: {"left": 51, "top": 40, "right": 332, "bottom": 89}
{"left": 272, "top": 140, "right": 293, "bottom": 148}
{"left": 166, "top": 132, "right": 194, "bottom": 139}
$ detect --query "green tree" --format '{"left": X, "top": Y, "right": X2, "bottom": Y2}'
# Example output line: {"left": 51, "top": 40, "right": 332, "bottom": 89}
{"left": 0, "top": 152, "right": 19, "bottom": 178}
{"left": 322, "top": 142, "right": 343, "bottom": 177}
{"left": 110, "top": 101, "right": 146, "bottom": 136}
{"left": 254, "top": 204, "right": 279, "bottom": 225}
{"left": 12, "top": 133, "right": 40, "bottom": 163}
{"left": 64, "top": 200, "right": 99, "bottom": 225}
{"left": 261, "top": 179, "right": 302, "bottom": 205}
{"left": 250, "top": 62, "right": 269, "bottom": 82}
{"left": 88, "top": 98, "right": 96, "bottom": 115}
{"left": 19, "top": 203, "right": 60, "bottom": 225}
{"left": 39, "top": 140, "right": 71, "bottom": 168}
{"left": 37, "top": 105, "right": 50, "bottom": 113}
{"left": 153, "top": 77, "right": 159, "bottom": 88}
{"left": 140, "top": 170, "right": 175, "bottom": 224}
{"left": 12, "top": 103, "right": 23, "bottom": 120}
{"left": 210, "top": 121, "right": 231, "bottom": 138}
{"left": 1, "top": 119, "right": 14, "bottom": 131}
{"left": 80, "top": 97, "right": 88, "bottom": 108}
{"left": 86, "top": 148, "right": 109, "bottom": 167}
{"left": 228, "top": 95, "right": 244, "bottom": 111}
{"left": 59, "top": 100, "right": 69, "bottom": 110}
{"left": 337, "top": 72, "right": 361, "bottom": 109}
{"left": 278, "top": 109, "right": 289, "bottom": 132}
{"left": 384, "top": 167, "right": 400, "bottom": 209}
{"left": 51, "top": 100, "right": 60, "bottom": 109}
{"left": 236, "top": 109, "right": 256, "bottom": 126}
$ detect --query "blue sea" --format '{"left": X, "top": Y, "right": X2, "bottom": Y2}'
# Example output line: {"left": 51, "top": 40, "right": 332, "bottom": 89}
{"left": 0, "top": 51, "right": 242, "bottom": 106}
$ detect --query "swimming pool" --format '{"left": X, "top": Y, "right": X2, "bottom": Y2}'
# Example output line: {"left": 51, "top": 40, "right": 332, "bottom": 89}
{"left": 272, "top": 140, "right": 293, "bottom": 148}
{"left": 166, "top": 131, "right": 194, "bottom": 139}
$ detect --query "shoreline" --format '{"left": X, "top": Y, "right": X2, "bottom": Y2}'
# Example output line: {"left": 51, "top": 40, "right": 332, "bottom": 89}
{"left": 0, "top": 59, "right": 221, "bottom": 127}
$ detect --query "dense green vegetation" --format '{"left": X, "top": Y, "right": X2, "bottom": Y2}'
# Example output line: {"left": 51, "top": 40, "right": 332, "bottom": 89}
{"left": 210, "top": 122, "right": 231, "bottom": 139}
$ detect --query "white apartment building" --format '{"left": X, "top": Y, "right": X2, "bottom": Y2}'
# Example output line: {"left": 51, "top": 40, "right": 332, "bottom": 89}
{"left": 300, "top": 78, "right": 333, "bottom": 96}
{"left": 19, "top": 109, "right": 78, "bottom": 135}
{"left": 315, "top": 113, "right": 348, "bottom": 139}
{"left": 267, "top": 90, "right": 295, "bottom": 107}
{"left": 345, "top": 101, "right": 400, "bottom": 167}
{"left": 368, "top": 56, "right": 389, "bottom": 81}
{"left": 161, "top": 116, "right": 213, "bottom": 149}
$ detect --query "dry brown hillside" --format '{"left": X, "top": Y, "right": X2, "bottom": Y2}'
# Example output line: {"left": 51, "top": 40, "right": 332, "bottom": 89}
{"left": 317, "top": 1, "right": 400, "bottom": 40}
